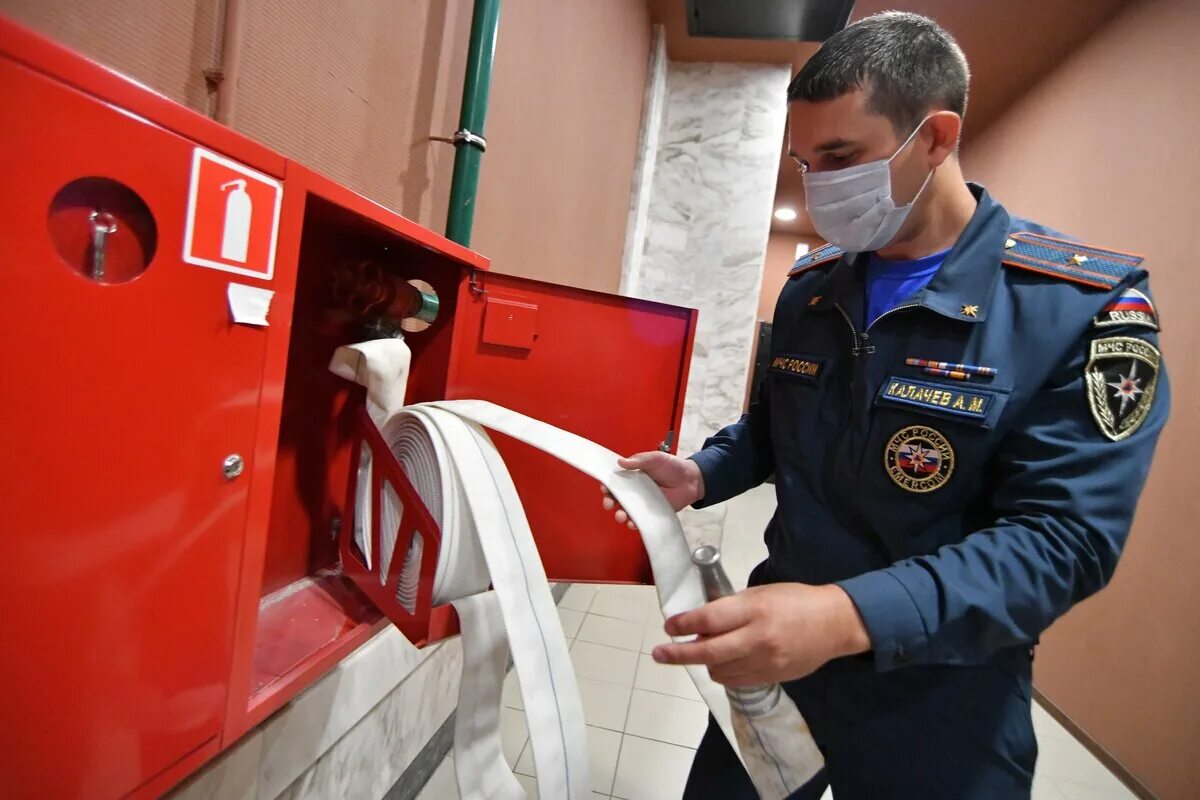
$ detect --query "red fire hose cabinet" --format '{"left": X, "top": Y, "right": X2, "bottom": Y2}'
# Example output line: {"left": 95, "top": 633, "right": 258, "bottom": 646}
{"left": 0, "top": 19, "right": 697, "bottom": 800}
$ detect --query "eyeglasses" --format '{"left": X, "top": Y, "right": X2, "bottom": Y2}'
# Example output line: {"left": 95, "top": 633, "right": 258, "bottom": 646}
{"left": 787, "top": 151, "right": 810, "bottom": 174}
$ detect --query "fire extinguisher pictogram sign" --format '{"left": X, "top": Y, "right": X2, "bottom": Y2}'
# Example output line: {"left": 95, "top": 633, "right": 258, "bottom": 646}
{"left": 183, "top": 147, "right": 282, "bottom": 280}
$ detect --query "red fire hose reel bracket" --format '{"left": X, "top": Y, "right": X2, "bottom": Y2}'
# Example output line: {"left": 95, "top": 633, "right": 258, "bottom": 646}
{"left": 339, "top": 406, "right": 461, "bottom": 646}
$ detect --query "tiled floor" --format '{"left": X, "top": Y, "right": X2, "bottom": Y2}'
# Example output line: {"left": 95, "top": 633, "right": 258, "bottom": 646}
{"left": 417, "top": 486, "right": 1135, "bottom": 799}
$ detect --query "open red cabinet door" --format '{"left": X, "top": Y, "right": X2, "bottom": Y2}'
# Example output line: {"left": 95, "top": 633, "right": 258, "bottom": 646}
{"left": 446, "top": 272, "right": 698, "bottom": 584}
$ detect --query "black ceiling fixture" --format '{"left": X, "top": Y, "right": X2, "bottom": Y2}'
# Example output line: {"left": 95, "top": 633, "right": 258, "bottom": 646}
{"left": 685, "top": 0, "right": 857, "bottom": 42}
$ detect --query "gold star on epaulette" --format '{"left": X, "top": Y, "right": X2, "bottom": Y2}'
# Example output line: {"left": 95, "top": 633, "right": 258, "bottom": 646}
{"left": 1070, "top": 254, "right": 1090, "bottom": 266}
{"left": 808, "top": 295, "right": 822, "bottom": 307}
{"left": 961, "top": 304, "right": 979, "bottom": 318}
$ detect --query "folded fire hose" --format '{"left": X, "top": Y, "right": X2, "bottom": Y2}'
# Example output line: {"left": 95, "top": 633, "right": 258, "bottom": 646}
{"left": 330, "top": 339, "right": 823, "bottom": 799}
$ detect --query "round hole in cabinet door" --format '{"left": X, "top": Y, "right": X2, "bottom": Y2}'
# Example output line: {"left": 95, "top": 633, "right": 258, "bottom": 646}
{"left": 47, "top": 177, "right": 157, "bottom": 284}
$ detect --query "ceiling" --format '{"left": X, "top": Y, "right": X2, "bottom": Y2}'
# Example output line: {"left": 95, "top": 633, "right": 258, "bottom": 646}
{"left": 648, "top": 0, "right": 819, "bottom": 70}
{"left": 649, "top": 0, "right": 1131, "bottom": 236}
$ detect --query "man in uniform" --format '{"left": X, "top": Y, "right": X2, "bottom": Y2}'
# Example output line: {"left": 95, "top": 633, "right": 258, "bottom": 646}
{"left": 614, "top": 11, "right": 1169, "bottom": 799}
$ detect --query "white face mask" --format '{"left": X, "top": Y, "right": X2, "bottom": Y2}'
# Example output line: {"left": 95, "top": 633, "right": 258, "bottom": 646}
{"left": 802, "top": 116, "right": 935, "bottom": 253}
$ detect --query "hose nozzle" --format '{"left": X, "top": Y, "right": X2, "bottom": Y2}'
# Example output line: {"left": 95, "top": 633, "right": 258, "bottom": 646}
{"left": 690, "top": 544, "right": 781, "bottom": 716}
{"left": 692, "top": 545, "right": 736, "bottom": 601}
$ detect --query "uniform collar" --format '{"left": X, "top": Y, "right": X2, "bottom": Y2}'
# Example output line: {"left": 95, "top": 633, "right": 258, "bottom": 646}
{"left": 810, "top": 183, "right": 1010, "bottom": 324}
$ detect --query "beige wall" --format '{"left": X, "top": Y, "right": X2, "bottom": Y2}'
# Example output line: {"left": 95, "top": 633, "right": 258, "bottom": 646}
{"left": 475, "top": 0, "right": 650, "bottom": 293}
{"left": 759, "top": 231, "right": 825, "bottom": 322}
{"left": 0, "top": 0, "right": 222, "bottom": 113}
{"left": 1, "top": 0, "right": 649, "bottom": 292}
{"left": 962, "top": 0, "right": 1200, "bottom": 796}
{"left": 225, "top": 0, "right": 469, "bottom": 235}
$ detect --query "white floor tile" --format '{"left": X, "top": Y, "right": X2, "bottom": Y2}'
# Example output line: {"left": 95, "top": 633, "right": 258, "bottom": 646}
{"left": 1032, "top": 773, "right": 1068, "bottom": 800}
{"left": 719, "top": 486, "right": 774, "bottom": 591}
{"left": 561, "top": 584, "right": 599, "bottom": 612}
{"left": 1036, "top": 737, "right": 1131, "bottom": 794}
{"left": 612, "top": 735, "right": 696, "bottom": 800}
{"left": 1053, "top": 777, "right": 1135, "bottom": 799}
{"left": 590, "top": 587, "right": 657, "bottom": 623}
{"left": 587, "top": 727, "right": 622, "bottom": 795}
{"left": 515, "top": 773, "right": 537, "bottom": 795}
{"left": 605, "top": 584, "right": 659, "bottom": 601}
{"left": 515, "top": 742, "right": 532, "bottom": 775}
{"left": 515, "top": 725, "right": 622, "bottom": 795}
{"left": 517, "top": 774, "right": 607, "bottom": 800}
{"left": 577, "top": 676, "right": 634, "bottom": 731}
{"left": 558, "top": 607, "right": 586, "bottom": 638}
{"left": 624, "top": 689, "right": 709, "bottom": 748}
{"left": 502, "top": 669, "right": 523, "bottom": 710}
{"left": 633, "top": 653, "right": 702, "bottom": 701}
{"left": 724, "top": 484, "right": 777, "bottom": 533}
{"left": 500, "top": 707, "right": 528, "bottom": 769}
{"left": 571, "top": 641, "right": 639, "bottom": 686}
{"left": 641, "top": 620, "right": 671, "bottom": 654}
{"left": 578, "top": 614, "right": 644, "bottom": 651}
{"left": 416, "top": 756, "right": 457, "bottom": 799}
{"left": 1032, "top": 702, "right": 1075, "bottom": 743}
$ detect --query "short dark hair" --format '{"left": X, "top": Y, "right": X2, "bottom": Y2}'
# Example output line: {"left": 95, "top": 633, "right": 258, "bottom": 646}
{"left": 787, "top": 12, "right": 970, "bottom": 136}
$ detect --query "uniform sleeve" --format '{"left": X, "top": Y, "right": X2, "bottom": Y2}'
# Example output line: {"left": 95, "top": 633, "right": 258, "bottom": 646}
{"left": 839, "top": 290, "right": 1169, "bottom": 671}
{"left": 688, "top": 377, "right": 775, "bottom": 509}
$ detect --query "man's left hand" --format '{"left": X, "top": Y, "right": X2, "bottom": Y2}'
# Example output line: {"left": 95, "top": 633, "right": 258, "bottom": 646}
{"left": 651, "top": 583, "right": 872, "bottom": 687}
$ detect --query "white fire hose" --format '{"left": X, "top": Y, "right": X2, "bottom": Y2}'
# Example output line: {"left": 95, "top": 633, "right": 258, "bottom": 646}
{"left": 330, "top": 339, "right": 823, "bottom": 799}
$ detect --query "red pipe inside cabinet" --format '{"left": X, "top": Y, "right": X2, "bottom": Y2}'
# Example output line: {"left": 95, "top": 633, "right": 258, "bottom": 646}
{"left": 0, "top": 17, "right": 698, "bottom": 799}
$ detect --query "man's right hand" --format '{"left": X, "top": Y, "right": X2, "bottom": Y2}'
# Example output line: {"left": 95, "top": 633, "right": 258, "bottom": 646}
{"left": 602, "top": 452, "right": 706, "bottom": 526}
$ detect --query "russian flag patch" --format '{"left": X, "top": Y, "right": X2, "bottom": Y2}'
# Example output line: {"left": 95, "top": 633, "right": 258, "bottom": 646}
{"left": 1093, "top": 288, "right": 1159, "bottom": 331}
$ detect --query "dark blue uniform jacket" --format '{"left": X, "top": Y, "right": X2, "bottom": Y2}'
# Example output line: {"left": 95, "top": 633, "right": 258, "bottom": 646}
{"left": 690, "top": 183, "right": 1169, "bottom": 673}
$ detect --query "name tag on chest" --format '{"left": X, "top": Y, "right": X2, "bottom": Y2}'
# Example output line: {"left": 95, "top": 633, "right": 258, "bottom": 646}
{"left": 770, "top": 353, "right": 825, "bottom": 382}
{"left": 876, "top": 376, "right": 994, "bottom": 422}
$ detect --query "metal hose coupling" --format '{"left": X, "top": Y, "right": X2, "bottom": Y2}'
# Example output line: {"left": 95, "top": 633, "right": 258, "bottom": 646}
{"left": 690, "top": 545, "right": 784, "bottom": 720}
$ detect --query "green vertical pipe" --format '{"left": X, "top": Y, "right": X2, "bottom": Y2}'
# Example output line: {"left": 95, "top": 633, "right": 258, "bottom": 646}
{"left": 445, "top": 0, "right": 501, "bottom": 247}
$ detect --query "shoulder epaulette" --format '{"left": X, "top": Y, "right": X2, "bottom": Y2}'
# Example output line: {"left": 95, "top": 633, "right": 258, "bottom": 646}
{"left": 788, "top": 243, "right": 844, "bottom": 277}
{"left": 1002, "top": 231, "right": 1144, "bottom": 289}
